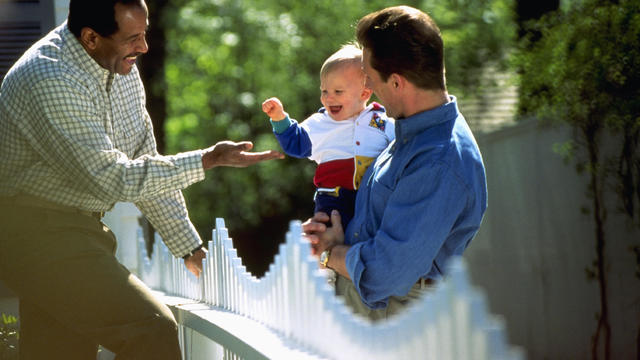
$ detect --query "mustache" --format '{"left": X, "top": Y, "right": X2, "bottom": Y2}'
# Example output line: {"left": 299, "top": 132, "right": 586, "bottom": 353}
{"left": 124, "top": 52, "right": 143, "bottom": 58}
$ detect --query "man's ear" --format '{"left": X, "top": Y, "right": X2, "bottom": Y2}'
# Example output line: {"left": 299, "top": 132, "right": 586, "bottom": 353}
{"left": 389, "top": 73, "right": 405, "bottom": 91}
{"left": 80, "top": 27, "right": 100, "bottom": 50}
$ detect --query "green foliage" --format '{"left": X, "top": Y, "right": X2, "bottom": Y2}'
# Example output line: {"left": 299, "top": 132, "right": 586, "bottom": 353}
{"left": 515, "top": 0, "right": 640, "bottom": 223}
{"left": 0, "top": 313, "right": 18, "bottom": 360}
{"left": 162, "top": 0, "right": 516, "bottom": 274}
{"left": 515, "top": 1, "right": 640, "bottom": 357}
{"left": 423, "top": 0, "right": 517, "bottom": 94}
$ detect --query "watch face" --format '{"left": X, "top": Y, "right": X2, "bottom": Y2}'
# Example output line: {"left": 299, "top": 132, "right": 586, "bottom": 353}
{"left": 321, "top": 250, "right": 329, "bottom": 265}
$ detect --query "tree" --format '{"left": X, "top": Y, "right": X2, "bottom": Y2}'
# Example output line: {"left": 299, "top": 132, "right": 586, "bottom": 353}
{"left": 514, "top": 0, "right": 559, "bottom": 41}
{"left": 421, "top": 0, "right": 516, "bottom": 95}
{"left": 515, "top": 1, "right": 640, "bottom": 358}
{"left": 139, "top": 0, "right": 172, "bottom": 154}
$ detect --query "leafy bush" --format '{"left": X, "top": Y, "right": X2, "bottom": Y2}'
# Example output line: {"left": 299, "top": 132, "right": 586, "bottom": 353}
{"left": 0, "top": 313, "right": 18, "bottom": 360}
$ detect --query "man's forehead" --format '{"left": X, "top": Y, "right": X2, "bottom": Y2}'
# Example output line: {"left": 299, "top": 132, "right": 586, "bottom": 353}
{"left": 113, "top": 3, "right": 149, "bottom": 35}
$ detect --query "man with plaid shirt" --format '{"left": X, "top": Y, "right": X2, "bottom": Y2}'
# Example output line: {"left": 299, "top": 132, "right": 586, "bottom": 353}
{"left": 0, "top": 0, "right": 282, "bottom": 358}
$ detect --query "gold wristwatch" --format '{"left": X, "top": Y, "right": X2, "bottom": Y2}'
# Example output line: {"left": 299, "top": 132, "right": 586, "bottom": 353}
{"left": 320, "top": 248, "right": 332, "bottom": 268}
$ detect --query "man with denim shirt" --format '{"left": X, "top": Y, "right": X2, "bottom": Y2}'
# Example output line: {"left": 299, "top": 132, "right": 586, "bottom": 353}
{"left": 304, "top": 6, "right": 487, "bottom": 321}
{"left": 0, "top": 0, "right": 282, "bottom": 358}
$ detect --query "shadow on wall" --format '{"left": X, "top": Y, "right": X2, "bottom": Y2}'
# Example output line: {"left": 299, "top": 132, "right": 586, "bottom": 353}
{"left": 464, "top": 119, "right": 640, "bottom": 359}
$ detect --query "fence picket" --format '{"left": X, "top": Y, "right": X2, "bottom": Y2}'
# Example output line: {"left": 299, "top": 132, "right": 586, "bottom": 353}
{"left": 129, "top": 218, "right": 522, "bottom": 359}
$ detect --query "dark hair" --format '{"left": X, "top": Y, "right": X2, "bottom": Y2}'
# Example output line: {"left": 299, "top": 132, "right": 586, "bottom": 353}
{"left": 68, "top": 0, "right": 145, "bottom": 38}
{"left": 356, "top": 6, "right": 446, "bottom": 91}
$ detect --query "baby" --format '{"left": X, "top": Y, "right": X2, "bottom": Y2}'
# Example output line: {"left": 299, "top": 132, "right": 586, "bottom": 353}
{"left": 262, "top": 44, "right": 394, "bottom": 228}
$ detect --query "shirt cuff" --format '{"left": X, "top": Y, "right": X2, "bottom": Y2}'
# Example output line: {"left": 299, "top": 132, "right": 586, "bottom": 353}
{"left": 170, "top": 149, "right": 206, "bottom": 186}
{"left": 345, "top": 243, "right": 388, "bottom": 309}
{"left": 182, "top": 244, "right": 204, "bottom": 259}
{"left": 171, "top": 241, "right": 203, "bottom": 260}
{"left": 270, "top": 114, "right": 293, "bottom": 134}
{"left": 164, "top": 221, "right": 203, "bottom": 258}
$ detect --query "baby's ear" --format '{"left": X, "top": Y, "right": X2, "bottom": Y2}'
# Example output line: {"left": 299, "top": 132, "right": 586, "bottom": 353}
{"left": 361, "top": 86, "right": 373, "bottom": 100}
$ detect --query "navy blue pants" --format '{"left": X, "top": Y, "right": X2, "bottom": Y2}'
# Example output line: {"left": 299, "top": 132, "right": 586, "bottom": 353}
{"left": 314, "top": 188, "right": 357, "bottom": 229}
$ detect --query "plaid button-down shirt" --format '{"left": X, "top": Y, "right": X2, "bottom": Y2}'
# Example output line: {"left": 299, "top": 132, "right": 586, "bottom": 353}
{"left": 0, "top": 23, "right": 204, "bottom": 257}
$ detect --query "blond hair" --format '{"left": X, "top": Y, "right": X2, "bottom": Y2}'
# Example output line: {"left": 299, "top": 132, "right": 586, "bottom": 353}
{"left": 320, "top": 43, "right": 364, "bottom": 79}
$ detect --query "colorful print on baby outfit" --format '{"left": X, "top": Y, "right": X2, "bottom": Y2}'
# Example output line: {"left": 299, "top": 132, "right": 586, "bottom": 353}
{"left": 369, "top": 112, "right": 387, "bottom": 132}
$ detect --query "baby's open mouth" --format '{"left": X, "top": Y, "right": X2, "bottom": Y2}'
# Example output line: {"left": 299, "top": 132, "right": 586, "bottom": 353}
{"left": 329, "top": 105, "right": 342, "bottom": 114}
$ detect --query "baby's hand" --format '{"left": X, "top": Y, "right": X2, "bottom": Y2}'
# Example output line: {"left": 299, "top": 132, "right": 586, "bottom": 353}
{"left": 262, "top": 97, "right": 286, "bottom": 121}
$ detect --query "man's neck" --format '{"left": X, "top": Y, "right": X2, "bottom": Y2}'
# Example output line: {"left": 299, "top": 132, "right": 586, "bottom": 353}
{"left": 400, "top": 86, "right": 449, "bottom": 119}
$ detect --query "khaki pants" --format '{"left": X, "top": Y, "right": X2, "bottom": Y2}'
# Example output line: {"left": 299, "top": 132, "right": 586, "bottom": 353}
{"left": 335, "top": 274, "right": 428, "bottom": 322}
{"left": 0, "top": 199, "right": 181, "bottom": 359}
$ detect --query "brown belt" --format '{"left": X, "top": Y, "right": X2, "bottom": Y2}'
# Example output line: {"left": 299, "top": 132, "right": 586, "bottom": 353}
{"left": 416, "top": 278, "right": 435, "bottom": 289}
{"left": 0, "top": 194, "right": 105, "bottom": 219}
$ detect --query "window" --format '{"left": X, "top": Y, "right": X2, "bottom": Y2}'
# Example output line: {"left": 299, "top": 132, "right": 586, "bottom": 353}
{"left": 0, "top": 0, "right": 56, "bottom": 82}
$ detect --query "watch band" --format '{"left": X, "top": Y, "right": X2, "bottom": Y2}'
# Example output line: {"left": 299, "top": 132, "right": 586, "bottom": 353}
{"left": 182, "top": 244, "right": 203, "bottom": 259}
{"left": 320, "top": 248, "right": 332, "bottom": 268}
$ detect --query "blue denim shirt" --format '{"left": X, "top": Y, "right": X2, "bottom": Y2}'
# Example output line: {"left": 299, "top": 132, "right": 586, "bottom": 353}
{"left": 344, "top": 96, "right": 487, "bottom": 309}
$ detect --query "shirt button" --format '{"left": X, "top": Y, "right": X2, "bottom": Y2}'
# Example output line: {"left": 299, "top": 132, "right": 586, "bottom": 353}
{"left": 403, "top": 138, "right": 408, "bottom": 144}
{"left": 354, "top": 232, "right": 359, "bottom": 237}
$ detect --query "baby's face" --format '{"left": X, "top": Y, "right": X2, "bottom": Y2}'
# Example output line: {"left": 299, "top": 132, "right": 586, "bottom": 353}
{"left": 320, "top": 65, "right": 370, "bottom": 121}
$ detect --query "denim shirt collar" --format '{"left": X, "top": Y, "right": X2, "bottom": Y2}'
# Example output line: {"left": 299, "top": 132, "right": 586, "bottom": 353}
{"left": 61, "top": 22, "right": 114, "bottom": 92}
{"left": 394, "top": 95, "right": 459, "bottom": 146}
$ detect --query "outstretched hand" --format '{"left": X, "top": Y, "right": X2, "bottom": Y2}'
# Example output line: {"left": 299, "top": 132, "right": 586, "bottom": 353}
{"left": 202, "top": 141, "right": 283, "bottom": 170}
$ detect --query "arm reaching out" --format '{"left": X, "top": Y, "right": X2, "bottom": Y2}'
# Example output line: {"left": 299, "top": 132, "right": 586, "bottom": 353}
{"left": 202, "top": 141, "right": 283, "bottom": 170}
{"left": 262, "top": 97, "right": 287, "bottom": 121}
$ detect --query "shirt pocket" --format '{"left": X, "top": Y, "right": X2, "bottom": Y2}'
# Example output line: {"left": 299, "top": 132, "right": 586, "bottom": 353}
{"left": 112, "top": 106, "right": 144, "bottom": 153}
{"left": 366, "top": 168, "right": 394, "bottom": 233}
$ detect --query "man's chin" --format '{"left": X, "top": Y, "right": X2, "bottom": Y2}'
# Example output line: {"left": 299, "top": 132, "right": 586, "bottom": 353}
{"left": 116, "top": 64, "right": 135, "bottom": 75}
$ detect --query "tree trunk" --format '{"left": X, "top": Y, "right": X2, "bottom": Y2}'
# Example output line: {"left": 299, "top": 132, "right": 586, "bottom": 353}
{"left": 585, "top": 124, "right": 611, "bottom": 360}
{"left": 139, "top": 0, "right": 169, "bottom": 155}
{"left": 137, "top": 0, "right": 170, "bottom": 249}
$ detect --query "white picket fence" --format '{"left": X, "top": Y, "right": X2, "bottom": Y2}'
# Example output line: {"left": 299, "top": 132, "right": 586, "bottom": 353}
{"left": 123, "top": 216, "right": 524, "bottom": 360}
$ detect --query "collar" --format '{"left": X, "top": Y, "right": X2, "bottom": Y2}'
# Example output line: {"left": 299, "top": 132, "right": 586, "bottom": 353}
{"left": 317, "top": 101, "right": 387, "bottom": 121}
{"left": 60, "top": 22, "right": 114, "bottom": 91}
{"left": 394, "top": 95, "right": 459, "bottom": 144}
